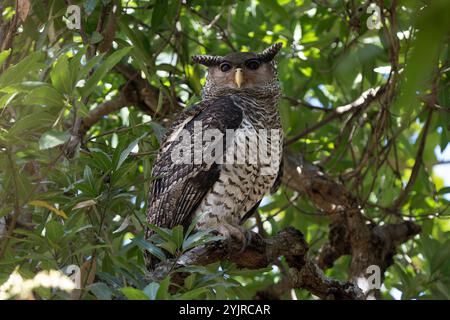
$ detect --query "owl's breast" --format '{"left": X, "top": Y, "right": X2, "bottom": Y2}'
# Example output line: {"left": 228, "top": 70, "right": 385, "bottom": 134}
{"left": 194, "top": 115, "right": 282, "bottom": 229}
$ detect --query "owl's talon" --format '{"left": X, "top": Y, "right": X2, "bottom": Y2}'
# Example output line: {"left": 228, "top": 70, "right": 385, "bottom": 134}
{"left": 216, "top": 223, "right": 247, "bottom": 250}
{"left": 215, "top": 224, "right": 260, "bottom": 253}
{"left": 239, "top": 229, "right": 253, "bottom": 253}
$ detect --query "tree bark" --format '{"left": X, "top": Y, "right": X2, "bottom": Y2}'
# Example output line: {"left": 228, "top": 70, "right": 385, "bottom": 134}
{"left": 282, "top": 151, "right": 421, "bottom": 298}
{"left": 150, "top": 227, "right": 364, "bottom": 300}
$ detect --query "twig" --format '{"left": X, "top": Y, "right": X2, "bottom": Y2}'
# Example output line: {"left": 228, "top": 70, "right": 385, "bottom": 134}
{"left": 285, "top": 87, "right": 383, "bottom": 146}
{"left": 392, "top": 110, "right": 433, "bottom": 209}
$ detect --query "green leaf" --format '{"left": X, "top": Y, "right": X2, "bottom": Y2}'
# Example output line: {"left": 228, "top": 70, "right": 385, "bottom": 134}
{"left": 0, "top": 91, "right": 19, "bottom": 109}
{"left": 430, "top": 240, "right": 450, "bottom": 275}
{"left": 151, "top": 0, "right": 168, "bottom": 31}
{"left": 115, "top": 133, "right": 147, "bottom": 170}
{"left": 51, "top": 54, "right": 72, "bottom": 95}
{"left": 146, "top": 223, "right": 173, "bottom": 243}
{"left": 90, "top": 149, "right": 112, "bottom": 172}
{"left": 184, "top": 212, "right": 206, "bottom": 239}
{"left": 120, "top": 287, "right": 150, "bottom": 300}
{"left": 90, "top": 31, "right": 104, "bottom": 44}
{"left": 154, "top": 86, "right": 164, "bottom": 115}
{"left": 45, "top": 221, "right": 64, "bottom": 243}
{"left": 143, "top": 282, "right": 159, "bottom": 300}
{"left": 1, "top": 81, "right": 49, "bottom": 93}
{"left": 184, "top": 274, "right": 196, "bottom": 290}
{"left": 88, "top": 282, "right": 113, "bottom": 300}
{"left": 438, "top": 187, "right": 450, "bottom": 196}
{"left": 172, "top": 225, "right": 184, "bottom": 249}
{"left": 82, "top": 47, "right": 132, "bottom": 98}
{"left": 39, "top": 130, "right": 70, "bottom": 150}
{"left": 182, "top": 229, "right": 225, "bottom": 251}
{"left": 435, "top": 281, "right": 450, "bottom": 299}
{"left": 178, "top": 287, "right": 210, "bottom": 300}
{"left": 8, "top": 111, "right": 56, "bottom": 137}
{"left": 24, "top": 85, "right": 65, "bottom": 107}
{"left": 159, "top": 240, "right": 177, "bottom": 255}
{"left": 156, "top": 276, "right": 171, "bottom": 300}
{"left": 83, "top": 166, "right": 96, "bottom": 194}
{"left": 149, "top": 122, "right": 167, "bottom": 143}
{"left": 132, "top": 237, "right": 166, "bottom": 261}
{"left": 0, "top": 49, "right": 11, "bottom": 67}
{"left": 0, "top": 52, "right": 44, "bottom": 87}
{"left": 78, "top": 54, "right": 104, "bottom": 81}
{"left": 260, "top": 0, "right": 289, "bottom": 20}
{"left": 84, "top": 0, "right": 98, "bottom": 15}
{"left": 394, "top": 1, "right": 450, "bottom": 115}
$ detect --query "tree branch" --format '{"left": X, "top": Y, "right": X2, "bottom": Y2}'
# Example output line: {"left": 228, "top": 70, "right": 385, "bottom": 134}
{"left": 281, "top": 150, "right": 421, "bottom": 298}
{"left": 150, "top": 228, "right": 363, "bottom": 300}
{"left": 285, "top": 87, "right": 383, "bottom": 146}
{"left": 80, "top": 93, "right": 129, "bottom": 135}
{"left": 392, "top": 106, "right": 433, "bottom": 209}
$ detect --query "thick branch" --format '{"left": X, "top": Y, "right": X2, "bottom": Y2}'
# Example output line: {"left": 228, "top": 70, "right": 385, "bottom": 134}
{"left": 373, "top": 221, "right": 421, "bottom": 248}
{"left": 80, "top": 93, "right": 129, "bottom": 135}
{"left": 282, "top": 150, "right": 421, "bottom": 298}
{"left": 150, "top": 228, "right": 363, "bottom": 300}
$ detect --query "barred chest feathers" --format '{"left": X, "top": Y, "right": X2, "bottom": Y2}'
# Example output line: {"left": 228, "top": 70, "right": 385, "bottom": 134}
{"left": 194, "top": 95, "right": 283, "bottom": 229}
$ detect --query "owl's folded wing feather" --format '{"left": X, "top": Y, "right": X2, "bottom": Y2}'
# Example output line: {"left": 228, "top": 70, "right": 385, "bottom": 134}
{"left": 146, "top": 96, "right": 243, "bottom": 233}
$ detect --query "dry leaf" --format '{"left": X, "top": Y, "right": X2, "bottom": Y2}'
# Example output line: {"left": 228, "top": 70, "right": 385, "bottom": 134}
{"left": 17, "top": 0, "right": 30, "bottom": 22}
{"left": 113, "top": 215, "right": 131, "bottom": 234}
{"left": 29, "top": 200, "right": 68, "bottom": 219}
{"left": 73, "top": 199, "right": 97, "bottom": 210}
{"left": 71, "top": 258, "right": 97, "bottom": 300}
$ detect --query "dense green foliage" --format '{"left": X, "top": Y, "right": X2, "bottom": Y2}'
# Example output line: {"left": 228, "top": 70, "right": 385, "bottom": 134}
{"left": 0, "top": 0, "right": 449, "bottom": 300}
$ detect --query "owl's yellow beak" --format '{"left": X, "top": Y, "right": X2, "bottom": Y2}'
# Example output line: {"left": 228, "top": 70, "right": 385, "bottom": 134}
{"left": 235, "top": 68, "right": 244, "bottom": 88}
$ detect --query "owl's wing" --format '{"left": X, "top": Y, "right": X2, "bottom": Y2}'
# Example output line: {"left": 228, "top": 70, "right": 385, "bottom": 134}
{"left": 270, "top": 152, "right": 284, "bottom": 194}
{"left": 146, "top": 96, "right": 243, "bottom": 233}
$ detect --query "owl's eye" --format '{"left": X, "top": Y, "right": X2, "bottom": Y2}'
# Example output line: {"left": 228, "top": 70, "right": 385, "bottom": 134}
{"left": 220, "top": 63, "right": 232, "bottom": 72}
{"left": 245, "top": 59, "right": 260, "bottom": 70}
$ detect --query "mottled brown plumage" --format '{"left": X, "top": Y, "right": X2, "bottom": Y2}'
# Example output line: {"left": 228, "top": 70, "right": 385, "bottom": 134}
{"left": 145, "top": 43, "right": 284, "bottom": 268}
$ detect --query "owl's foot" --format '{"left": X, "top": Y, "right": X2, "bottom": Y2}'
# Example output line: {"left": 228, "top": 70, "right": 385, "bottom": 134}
{"left": 241, "top": 228, "right": 264, "bottom": 253}
{"left": 216, "top": 224, "right": 262, "bottom": 253}
{"left": 217, "top": 223, "right": 246, "bottom": 244}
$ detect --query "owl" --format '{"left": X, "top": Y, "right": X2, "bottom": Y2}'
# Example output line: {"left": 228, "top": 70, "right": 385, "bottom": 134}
{"left": 145, "top": 43, "right": 284, "bottom": 268}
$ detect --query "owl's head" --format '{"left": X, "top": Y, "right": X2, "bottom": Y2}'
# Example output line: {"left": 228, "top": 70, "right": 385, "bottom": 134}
{"left": 193, "top": 43, "right": 282, "bottom": 97}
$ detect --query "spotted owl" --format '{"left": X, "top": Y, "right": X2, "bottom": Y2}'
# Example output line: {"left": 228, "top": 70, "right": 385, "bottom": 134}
{"left": 145, "top": 43, "right": 284, "bottom": 268}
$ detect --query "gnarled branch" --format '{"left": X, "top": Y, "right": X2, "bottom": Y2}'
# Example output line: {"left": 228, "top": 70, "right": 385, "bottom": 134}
{"left": 282, "top": 151, "right": 421, "bottom": 298}
{"left": 150, "top": 228, "right": 364, "bottom": 300}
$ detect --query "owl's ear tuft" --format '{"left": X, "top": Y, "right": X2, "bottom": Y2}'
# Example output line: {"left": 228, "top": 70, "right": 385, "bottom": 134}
{"left": 257, "top": 42, "right": 283, "bottom": 62}
{"left": 192, "top": 55, "right": 224, "bottom": 67}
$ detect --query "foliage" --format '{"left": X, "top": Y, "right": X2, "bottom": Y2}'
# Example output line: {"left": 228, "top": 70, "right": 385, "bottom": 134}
{"left": 0, "top": 0, "right": 449, "bottom": 300}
